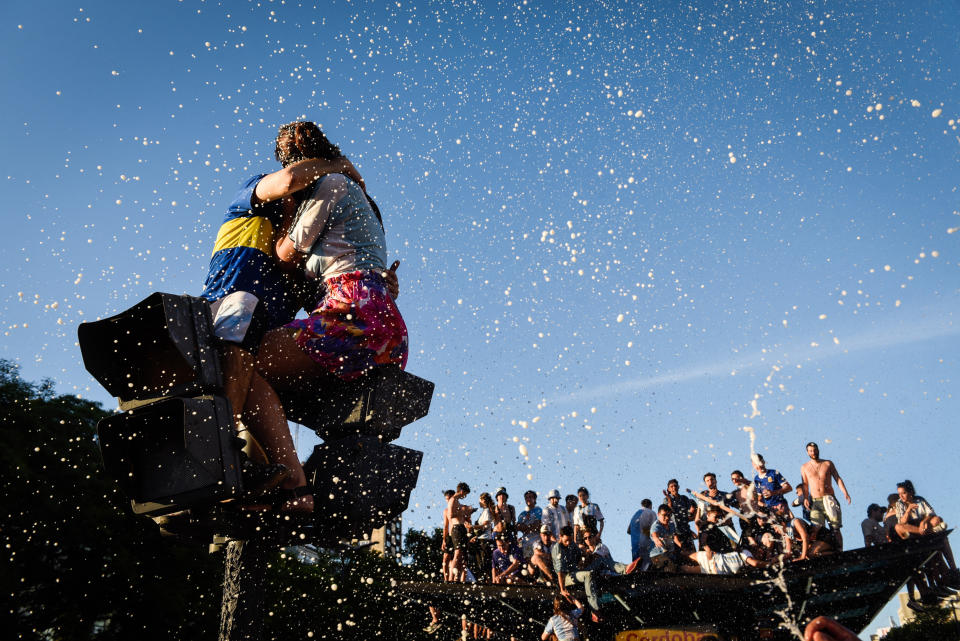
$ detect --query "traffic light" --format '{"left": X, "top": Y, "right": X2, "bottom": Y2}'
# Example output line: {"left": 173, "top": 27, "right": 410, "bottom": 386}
{"left": 278, "top": 365, "right": 434, "bottom": 442}
{"left": 79, "top": 291, "right": 434, "bottom": 536}
{"left": 78, "top": 292, "right": 223, "bottom": 408}
{"left": 98, "top": 396, "right": 242, "bottom": 515}
{"left": 303, "top": 435, "right": 423, "bottom": 545}
{"left": 79, "top": 293, "right": 241, "bottom": 516}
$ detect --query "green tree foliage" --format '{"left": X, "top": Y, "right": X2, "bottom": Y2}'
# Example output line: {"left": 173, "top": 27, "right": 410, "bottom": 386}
{"left": 260, "top": 545, "right": 433, "bottom": 640}
{"left": 1, "top": 360, "right": 440, "bottom": 640}
{"left": 404, "top": 527, "right": 444, "bottom": 580}
{"left": 0, "top": 360, "right": 222, "bottom": 640}
{"left": 883, "top": 606, "right": 960, "bottom": 641}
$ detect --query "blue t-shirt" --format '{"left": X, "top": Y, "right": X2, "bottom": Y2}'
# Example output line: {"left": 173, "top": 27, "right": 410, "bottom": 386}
{"left": 754, "top": 468, "right": 789, "bottom": 508}
{"left": 627, "top": 508, "right": 656, "bottom": 560}
{"left": 492, "top": 544, "right": 524, "bottom": 575}
{"left": 201, "top": 175, "right": 297, "bottom": 329}
{"left": 650, "top": 521, "right": 677, "bottom": 557}
{"left": 518, "top": 505, "right": 543, "bottom": 549}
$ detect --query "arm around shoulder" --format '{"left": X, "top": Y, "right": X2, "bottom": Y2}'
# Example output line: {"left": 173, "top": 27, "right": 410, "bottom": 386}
{"left": 253, "top": 157, "right": 361, "bottom": 205}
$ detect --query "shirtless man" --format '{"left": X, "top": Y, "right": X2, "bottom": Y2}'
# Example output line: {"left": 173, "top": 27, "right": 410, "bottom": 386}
{"left": 440, "top": 489, "right": 455, "bottom": 580}
{"left": 445, "top": 482, "right": 474, "bottom": 582}
{"left": 800, "top": 442, "right": 851, "bottom": 551}
{"left": 730, "top": 469, "right": 757, "bottom": 533}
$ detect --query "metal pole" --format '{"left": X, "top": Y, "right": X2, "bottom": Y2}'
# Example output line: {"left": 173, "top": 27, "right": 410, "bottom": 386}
{"left": 219, "top": 539, "right": 269, "bottom": 641}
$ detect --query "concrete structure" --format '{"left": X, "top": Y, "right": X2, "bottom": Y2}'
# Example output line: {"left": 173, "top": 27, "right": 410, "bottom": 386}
{"left": 369, "top": 515, "right": 404, "bottom": 559}
{"left": 896, "top": 589, "right": 960, "bottom": 625}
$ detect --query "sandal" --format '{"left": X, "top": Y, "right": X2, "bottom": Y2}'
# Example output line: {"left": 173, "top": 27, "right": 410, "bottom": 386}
{"left": 278, "top": 486, "right": 314, "bottom": 513}
{"left": 241, "top": 459, "right": 290, "bottom": 495}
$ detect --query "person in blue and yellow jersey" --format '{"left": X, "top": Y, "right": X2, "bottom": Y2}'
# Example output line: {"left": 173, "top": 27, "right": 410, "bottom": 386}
{"left": 200, "top": 122, "right": 365, "bottom": 512}
{"left": 752, "top": 453, "right": 793, "bottom": 512}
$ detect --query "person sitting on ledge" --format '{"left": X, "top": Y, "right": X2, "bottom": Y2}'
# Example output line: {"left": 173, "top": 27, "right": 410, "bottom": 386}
{"left": 861, "top": 503, "right": 887, "bottom": 547}
{"left": 491, "top": 533, "right": 525, "bottom": 585}
{"left": 894, "top": 480, "right": 947, "bottom": 539}
{"left": 770, "top": 500, "right": 815, "bottom": 561}
{"left": 528, "top": 525, "right": 556, "bottom": 585}
{"left": 649, "top": 504, "right": 683, "bottom": 571}
{"left": 200, "top": 121, "right": 370, "bottom": 511}
{"left": 882, "top": 493, "right": 900, "bottom": 542}
{"left": 894, "top": 479, "right": 960, "bottom": 595}
{"left": 577, "top": 526, "right": 629, "bottom": 610}
{"left": 582, "top": 526, "right": 628, "bottom": 577}
{"left": 552, "top": 525, "right": 582, "bottom": 596}
{"left": 256, "top": 121, "right": 408, "bottom": 391}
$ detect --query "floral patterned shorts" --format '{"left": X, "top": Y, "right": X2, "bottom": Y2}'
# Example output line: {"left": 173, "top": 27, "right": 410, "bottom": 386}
{"left": 285, "top": 270, "right": 408, "bottom": 380}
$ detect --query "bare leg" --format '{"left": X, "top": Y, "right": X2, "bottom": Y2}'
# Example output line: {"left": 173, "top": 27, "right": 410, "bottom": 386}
{"left": 682, "top": 552, "right": 703, "bottom": 573}
{"left": 941, "top": 537, "right": 957, "bottom": 571}
{"left": 442, "top": 552, "right": 453, "bottom": 582}
{"left": 221, "top": 344, "right": 256, "bottom": 426}
{"left": 529, "top": 555, "right": 554, "bottom": 583}
{"left": 256, "top": 327, "right": 331, "bottom": 392}
{"left": 896, "top": 523, "right": 923, "bottom": 539}
{"left": 243, "top": 371, "right": 313, "bottom": 512}
{"left": 451, "top": 550, "right": 466, "bottom": 582}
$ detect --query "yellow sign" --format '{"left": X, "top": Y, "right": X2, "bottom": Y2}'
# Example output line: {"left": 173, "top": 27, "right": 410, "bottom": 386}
{"left": 615, "top": 629, "right": 718, "bottom": 641}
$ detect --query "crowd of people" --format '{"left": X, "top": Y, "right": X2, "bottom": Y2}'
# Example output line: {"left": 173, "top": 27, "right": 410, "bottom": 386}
{"left": 424, "top": 442, "right": 958, "bottom": 639}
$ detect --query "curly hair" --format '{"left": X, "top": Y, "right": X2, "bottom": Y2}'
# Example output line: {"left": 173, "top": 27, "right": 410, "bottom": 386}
{"left": 897, "top": 480, "right": 916, "bottom": 496}
{"left": 274, "top": 121, "right": 342, "bottom": 166}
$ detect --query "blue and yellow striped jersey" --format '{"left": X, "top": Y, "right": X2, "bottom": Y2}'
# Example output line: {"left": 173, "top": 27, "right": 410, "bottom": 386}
{"left": 200, "top": 174, "right": 297, "bottom": 329}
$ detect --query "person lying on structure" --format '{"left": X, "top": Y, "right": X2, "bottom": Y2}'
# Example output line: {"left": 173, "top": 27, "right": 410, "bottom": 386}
{"left": 682, "top": 504, "right": 764, "bottom": 575}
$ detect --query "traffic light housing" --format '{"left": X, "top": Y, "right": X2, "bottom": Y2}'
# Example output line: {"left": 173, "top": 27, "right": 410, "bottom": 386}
{"left": 79, "top": 291, "right": 433, "bottom": 533}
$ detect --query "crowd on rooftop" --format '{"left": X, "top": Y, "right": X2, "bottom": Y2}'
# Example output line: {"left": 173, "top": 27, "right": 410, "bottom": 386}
{"left": 423, "top": 442, "right": 959, "bottom": 639}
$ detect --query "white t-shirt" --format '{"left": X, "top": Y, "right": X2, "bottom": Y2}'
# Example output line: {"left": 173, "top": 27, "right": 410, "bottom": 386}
{"left": 543, "top": 609, "right": 582, "bottom": 641}
{"left": 573, "top": 502, "right": 605, "bottom": 528}
{"left": 542, "top": 504, "right": 572, "bottom": 537}
{"left": 475, "top": 507, "right": 495, "bottom": 540}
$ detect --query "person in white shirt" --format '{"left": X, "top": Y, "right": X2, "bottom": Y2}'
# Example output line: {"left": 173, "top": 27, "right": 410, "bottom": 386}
{"left": 572, "top": 486, "right": 604, "bottom": 546}
{"left": 627, "top": 498, "right": 656, "bottom": 566}
{"left": 542, "top": 488, "right": 571, "bottom": 538}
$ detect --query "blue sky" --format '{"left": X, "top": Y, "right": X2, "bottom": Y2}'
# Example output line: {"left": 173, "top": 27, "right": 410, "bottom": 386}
{"left": 2, "top": 0, "right": 958, "bottom": 635}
